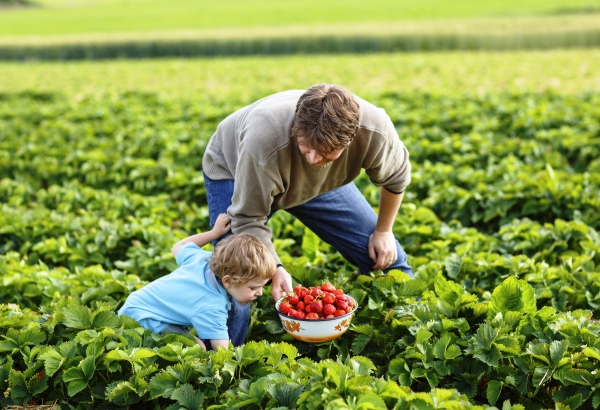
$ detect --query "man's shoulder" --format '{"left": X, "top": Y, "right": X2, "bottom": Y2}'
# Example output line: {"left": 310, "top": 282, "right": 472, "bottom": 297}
{"left": 240, "top": 91, "right": 301, "bottom": 162}
{"left": 246, "top": 90, "right": 302, "bottom": 124}
{"left": 355, "top": 96, "right": 389, "bottom": 133}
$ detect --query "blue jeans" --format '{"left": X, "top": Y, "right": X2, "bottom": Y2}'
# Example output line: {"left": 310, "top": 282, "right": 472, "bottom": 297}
{"left": 203, "top": 173, "right": 413, "bottom": 344}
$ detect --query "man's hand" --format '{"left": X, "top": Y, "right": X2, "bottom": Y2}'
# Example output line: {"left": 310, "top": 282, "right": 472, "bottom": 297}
{"left": 271, "top": 266, "right": 293, "bottom": 301}
{"left": 369, "top": 230, "right": 397, "bottom": 271}
{"left": 212, "top": 213, "right": 231, "bottom": 237}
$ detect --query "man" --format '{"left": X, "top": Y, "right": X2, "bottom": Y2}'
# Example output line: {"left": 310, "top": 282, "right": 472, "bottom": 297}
{"left": 202, "top": 83, "right": 412, "bottom": 343}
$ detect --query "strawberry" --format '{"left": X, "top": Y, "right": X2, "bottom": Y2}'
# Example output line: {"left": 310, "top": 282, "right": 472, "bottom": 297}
{"left": 304, "top": 294, "right": 315, "bottom": 304}
{"left": 334, "top": 309, "right": 346, "bottom": 317}
{"left": 310, "top": 287, "right": 324, "bottom": 297}
{"left": 323, "top": 292, "right": 336, "bottom": 304}
{"left": 306, "top": 312, "right": 319, "bottom": 320}
{"left": 323, "top": 303, "right": 336, "bottom": 316}
{"left": 335, "top": 299, "right": 348, "bottom": 310}
{"left": 279, "top": 302, "right": 292, "bottom": 315}
{"left": 287, "top": 294, "right": 299, "bottom": 305}
{"left": 310, "top": 300, "right": 323, "bottom": 313}
{"left": 296, "top": 301, "right": 305, "bottom": 312}
{"left": 321, "top": 283, "right": 336, "bottom": 292}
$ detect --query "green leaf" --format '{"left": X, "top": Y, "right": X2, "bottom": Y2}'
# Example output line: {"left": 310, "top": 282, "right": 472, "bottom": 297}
{"left": 91, "top": 310, "right": 119, "bottom": 328}
{"left": 592, "top": 391, "right": 600, "bottom": 409}
{"left": 18, "top": 325, "right": 47, "bottom": 346}
{"left": 80, "top": 355, "right": 96, "bottom": 380}
{"left": 171, "top": 383, "right": 204, "bottom": 410}
{"left": 486, "top": 380, "right": 503, "bottom": 405}
{"left": 63, "top": 365, "right": 90, "bottom": 397}
{"left": 266, "top": 382, "right": 304, "bottom": 407}
{"left": 352, "top": 334, "right": 371, "bottom": 354}
{"left": 563, "top": 369, "right": 594, "bottom": 386}
{"left": 265, "top": 319, "right": 284, "bottom": 334}
{"left": 396, "top": 279, "right": 428, "bottom": 297}
{"left": 433, "top": 336, "right": 451, "bottom": 360}
{"left": 28, "top": 375, "right": 48, "bottom": 396}
{"left": 273, "top": 342, "right": 298, "bottom": 360}
{"left": 562, "top": 393, "right": 582, "bottom": 410}
{"left": 444, "top": 254, "right": 463, "bottom": 279}
{"left": 106, "top": 381, "right": 143, "bottom": 405}
{"left": 415, "top": 328, "right": 433, "bottom": 345}
{"left": 133, "top": 348, "right": 156, "bottom": 362}
{"left": 549, "top": 340, "right": 569, "bottom": 364}
{"left": 387, "top": 357, "right": 407, "bottom": 377}
{"left": 434, "top": 273, "right": 466, "bottom": 306}
{"left": 348, "top": 356, "right": 375, "bottom": 376}
{"left": 488, "top": 277, "right": 536, "bottom": 318}
{"left": 39, "top": 349, "right": 65, "bottom": 377}
{"left": 8, "top": 369, "right": 28, "bottom": 401}
{"left": 61, "top": 304, "right": 93, "bottom": 329}
{"left": 356, "top": 393, "right": 387, "bottom": 409}
{"left": 583, "top": 347, "right": 600, "bottom": 361}
{"left": 149, "top": 370, "right": 179, "bottom": 398}
{"left": 301, "top": 229, "right": 320, "bottom": 262}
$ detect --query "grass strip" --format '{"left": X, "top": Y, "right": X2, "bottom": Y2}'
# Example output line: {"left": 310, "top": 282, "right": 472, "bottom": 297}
{"left": 0, "top": 15, "right": 599, "bottom": 60}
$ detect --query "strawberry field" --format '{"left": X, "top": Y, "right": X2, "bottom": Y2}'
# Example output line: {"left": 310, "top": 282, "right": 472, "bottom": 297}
{"left": 1, "top": 86, "right": 600, "bottom": 409}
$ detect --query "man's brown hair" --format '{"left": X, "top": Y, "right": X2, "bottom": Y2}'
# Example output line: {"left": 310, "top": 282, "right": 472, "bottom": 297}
{"left": 291, "top": 83, "right": 360, "bottom": 154}
{"left": 210, "top": 234, "right": 276, "bottom": 284}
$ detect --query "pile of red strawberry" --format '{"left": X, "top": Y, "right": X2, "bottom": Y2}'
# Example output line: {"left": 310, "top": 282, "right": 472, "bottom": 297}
{"left": 278, "top": 283, "right": 356, "bottom": 320}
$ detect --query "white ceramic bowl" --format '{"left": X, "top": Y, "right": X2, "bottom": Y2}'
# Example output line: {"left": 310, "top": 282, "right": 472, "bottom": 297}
{"left": 275, "top": 295, "right": 357, "bottom": 343}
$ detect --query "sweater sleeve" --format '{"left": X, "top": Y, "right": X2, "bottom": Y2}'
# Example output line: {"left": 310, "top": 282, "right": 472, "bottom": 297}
{"left": 226, "top": 143, "right": 282, "bottom": 263}
{"left": 363, "top": 115, "right": 411, "bottom": 194}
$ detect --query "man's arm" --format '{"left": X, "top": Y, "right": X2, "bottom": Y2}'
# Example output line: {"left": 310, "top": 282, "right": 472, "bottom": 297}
{"left": 369, "top": 187, "right": 404, "bottom": 271}
{"left": 271, "top": 265, "right": 293, "bottom": 301}
{"left": 172, "top": 213, "right": 231, "bottom": 258}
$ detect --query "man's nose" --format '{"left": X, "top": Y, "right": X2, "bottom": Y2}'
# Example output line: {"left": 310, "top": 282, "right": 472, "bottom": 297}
{"left": 308, "top": 150, "right": 323, "bottom": 164}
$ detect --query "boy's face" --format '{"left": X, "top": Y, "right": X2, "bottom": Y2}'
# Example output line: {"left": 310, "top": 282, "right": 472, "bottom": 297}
{"left": 223, "top": 276, "right": 270, "bottom": 305}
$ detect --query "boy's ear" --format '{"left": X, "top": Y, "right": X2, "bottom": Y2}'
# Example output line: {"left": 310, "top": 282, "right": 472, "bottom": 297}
{"left": 221, "top": 275, "right": 232, "bottom": 288}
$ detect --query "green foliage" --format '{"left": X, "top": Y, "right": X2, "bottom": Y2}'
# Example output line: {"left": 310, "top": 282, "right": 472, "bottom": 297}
{"left": 1, "top": 89, "right": 600, "bottom": 408}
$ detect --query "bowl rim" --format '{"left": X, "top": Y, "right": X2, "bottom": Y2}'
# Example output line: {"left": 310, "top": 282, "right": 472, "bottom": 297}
{"left": 275, "top": 294, "right": 357, "bottom": 322}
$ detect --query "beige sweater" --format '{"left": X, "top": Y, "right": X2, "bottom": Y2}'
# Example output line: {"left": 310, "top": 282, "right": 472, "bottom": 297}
{"left": 202, "top": 90, "right": 411, "bottom": 262}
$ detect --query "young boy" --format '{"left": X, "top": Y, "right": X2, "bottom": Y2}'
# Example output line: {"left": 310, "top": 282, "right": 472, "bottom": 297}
{"left": 118, "top": 214, "right": 276, "bottom": 350}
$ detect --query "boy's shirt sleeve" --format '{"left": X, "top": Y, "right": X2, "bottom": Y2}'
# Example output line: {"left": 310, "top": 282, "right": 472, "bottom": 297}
{"left": 190, "top": 309, "right": 229, "bottom": 340}
{"left": 175, "top": 242, "right": 210, "bottom": 267}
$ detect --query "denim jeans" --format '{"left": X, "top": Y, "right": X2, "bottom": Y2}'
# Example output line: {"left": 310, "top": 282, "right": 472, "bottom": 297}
{"left": 203, "top": 172, "right": 413, "bottom": 344}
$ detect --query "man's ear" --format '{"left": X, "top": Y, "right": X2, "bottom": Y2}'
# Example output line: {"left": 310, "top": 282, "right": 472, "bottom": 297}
{"left": 221, "top": 275, "right": 232, "bottom": 288}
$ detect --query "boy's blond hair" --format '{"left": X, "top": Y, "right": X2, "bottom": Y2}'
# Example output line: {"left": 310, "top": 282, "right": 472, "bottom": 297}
{"left": 210, "top": 233, "right": 276, "bottom": 284}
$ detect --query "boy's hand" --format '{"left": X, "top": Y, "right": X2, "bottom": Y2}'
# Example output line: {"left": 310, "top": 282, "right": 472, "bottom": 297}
{"left": 213, "top": 213, "right": 231, "bottom": 237}
{"left": 194, "top": 336, "right": 207, "bottom": 350}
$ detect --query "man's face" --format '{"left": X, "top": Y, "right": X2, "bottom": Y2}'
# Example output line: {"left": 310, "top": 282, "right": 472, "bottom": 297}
{"left": 298, "top": 142, "right": 345, "bottom": 167}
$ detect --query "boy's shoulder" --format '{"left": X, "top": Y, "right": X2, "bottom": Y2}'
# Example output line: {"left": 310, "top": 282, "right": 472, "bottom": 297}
{"left": 176, "top": 242, "right": 212, "bottom": 266}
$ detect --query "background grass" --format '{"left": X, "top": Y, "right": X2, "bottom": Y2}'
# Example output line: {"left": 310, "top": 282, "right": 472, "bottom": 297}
{"left": 1, "top": 49, "right": 598, "bottom": 99}
{"left": 1, "top": 0, "right": 598, "bottom": 59}
{"left": 1, "top": 0, "right": 599, "bottom": 36}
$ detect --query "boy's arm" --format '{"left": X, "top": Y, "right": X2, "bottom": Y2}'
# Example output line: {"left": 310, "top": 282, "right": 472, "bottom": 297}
{"left": 209, "top": 339, "right": 230, "bottom": 350}
{"left": 172, "top": 213, "right": 231, "bottom": 258}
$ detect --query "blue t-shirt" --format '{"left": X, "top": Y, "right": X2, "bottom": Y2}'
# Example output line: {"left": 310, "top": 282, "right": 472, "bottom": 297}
{"left": 118, "top": 243, "right": 231, "bottom": 340}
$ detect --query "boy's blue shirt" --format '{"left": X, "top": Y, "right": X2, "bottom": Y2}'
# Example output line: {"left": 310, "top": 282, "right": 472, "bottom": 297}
{"left": 118, "top": 243, "right": 231, "bottom": 340}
